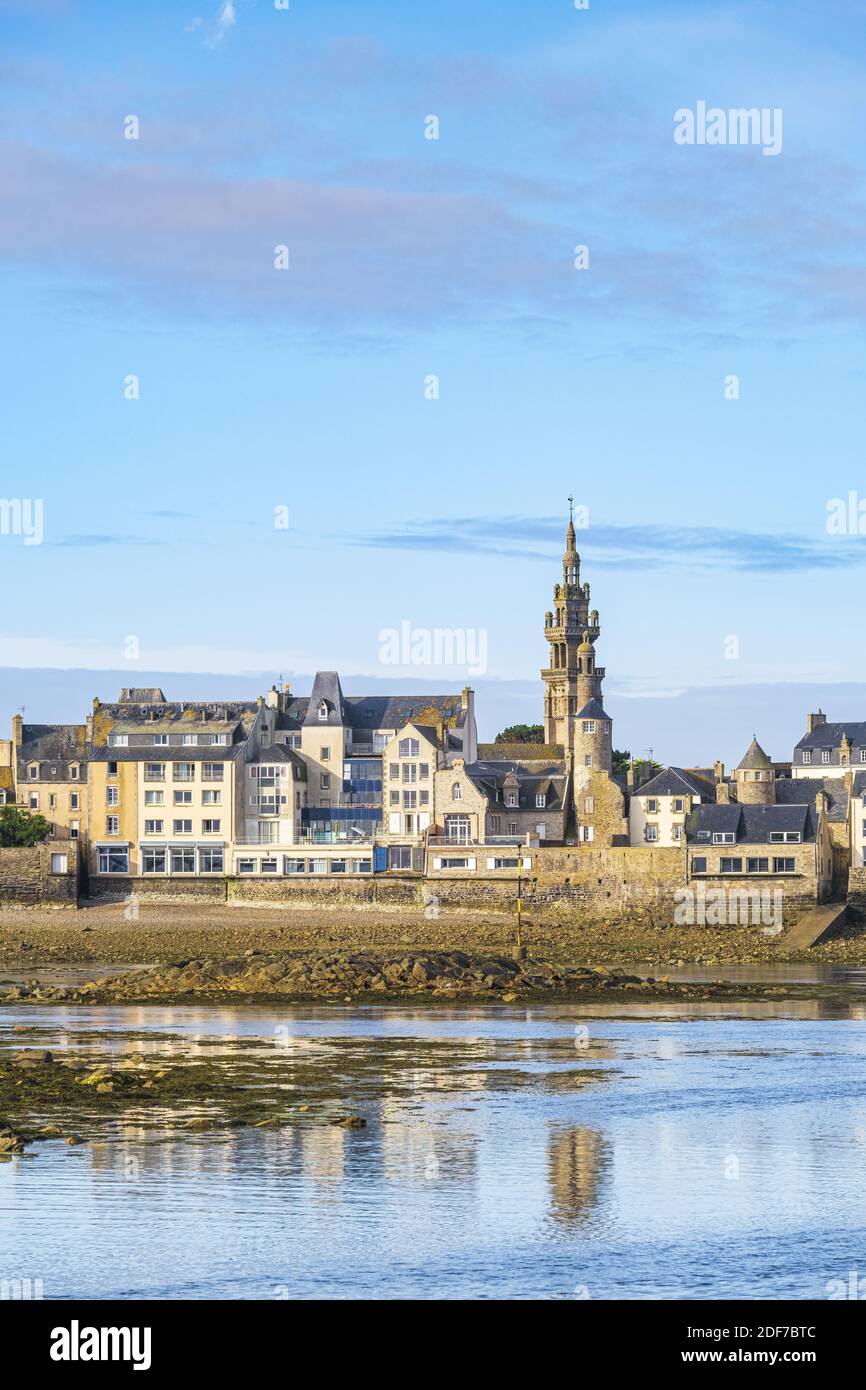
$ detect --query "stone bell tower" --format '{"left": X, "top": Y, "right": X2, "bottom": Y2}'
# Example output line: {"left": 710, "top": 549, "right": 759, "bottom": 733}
{"left": 542, "top": 504, "right": 602, "bottom": 762}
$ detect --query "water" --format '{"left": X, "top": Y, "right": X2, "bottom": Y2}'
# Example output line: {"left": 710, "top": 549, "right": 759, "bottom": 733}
{"left": 3, "top": 992, "right": 866, "bottom": 1299}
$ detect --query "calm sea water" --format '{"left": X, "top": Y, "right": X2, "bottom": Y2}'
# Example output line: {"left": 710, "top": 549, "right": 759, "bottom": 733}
{"left": 3, "top": 988, "right": 866, "bottom": 1300}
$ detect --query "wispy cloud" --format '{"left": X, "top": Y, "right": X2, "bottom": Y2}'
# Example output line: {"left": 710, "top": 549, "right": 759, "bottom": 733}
{"left": 351, "top": 515, "right": 866, "bottom": 575}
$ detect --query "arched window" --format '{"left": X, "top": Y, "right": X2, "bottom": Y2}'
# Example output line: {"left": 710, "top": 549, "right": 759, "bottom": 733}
{"left": 451, "top": 782, "right": 462, "bottom": 801}
{"left": 317, "top": 701, "right": 328, "bottom": 720}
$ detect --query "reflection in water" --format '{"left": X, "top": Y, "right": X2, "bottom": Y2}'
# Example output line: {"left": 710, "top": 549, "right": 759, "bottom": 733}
{"left": 3, "top": 997, "right": 866, "bottom": 1298}
{"left": 547, "top": 1127, "right": 608, "bottom": 1227}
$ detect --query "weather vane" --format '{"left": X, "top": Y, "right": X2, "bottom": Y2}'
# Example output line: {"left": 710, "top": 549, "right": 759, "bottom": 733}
{"left": 568, "top": 494, "right": 574, "bottom": 523}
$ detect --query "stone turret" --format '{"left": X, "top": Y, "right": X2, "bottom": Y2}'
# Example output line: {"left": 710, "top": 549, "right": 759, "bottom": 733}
{"left": 734, "top": 736, "right": 775, "bottom": 805}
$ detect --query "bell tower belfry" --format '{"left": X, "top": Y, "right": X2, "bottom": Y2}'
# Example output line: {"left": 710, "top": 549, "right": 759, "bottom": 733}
{"left": 541, "top": 501, "right": 602, "bottom": 760}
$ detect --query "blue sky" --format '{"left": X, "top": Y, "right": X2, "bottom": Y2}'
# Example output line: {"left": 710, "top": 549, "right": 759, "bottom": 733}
{"left": 2, "top": 0, "right": 866, "bottom": 745}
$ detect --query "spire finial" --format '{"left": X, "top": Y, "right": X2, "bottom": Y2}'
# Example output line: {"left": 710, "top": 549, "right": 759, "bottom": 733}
{"left": 568, "top": 493, "right": 574, "bottom": 523}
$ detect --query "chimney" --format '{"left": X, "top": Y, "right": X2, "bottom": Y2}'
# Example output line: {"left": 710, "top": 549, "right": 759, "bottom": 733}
{"left": 714, "top": 759, "right": 725, "bottom": 783}
{"left": 716, "top": 779, "right": 731, "bottom": 805}
{"left": 626, "top": 765, "right": 636, "bottom": 791}
{"left": 85, "top": 714, "right": 93, "bottom": 742}
{"left": 815, "top": 789, "right": 827, "bottom": 819}
{"left": 807, "top": 710, "right": 827, "bottom": 735}
{"left": 265, "top": 685, "right": 282, "bottom": 711}
{"left": 12, "top": 714, "right": 23, "bottom": 749}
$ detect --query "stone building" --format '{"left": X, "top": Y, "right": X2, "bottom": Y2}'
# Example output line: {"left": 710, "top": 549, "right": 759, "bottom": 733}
{"left": 628, "top": 767, "right": 714, "bottom": 846}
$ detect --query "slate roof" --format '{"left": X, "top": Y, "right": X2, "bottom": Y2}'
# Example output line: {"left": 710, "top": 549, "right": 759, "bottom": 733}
{"left": 633, "top": 766, "right": 712, "bottom": 800}
{"left": 576, "top": 698, "right": 612, "bottom": 721}
{"left": 88, "top": 745, "right": 244, "bottom": 764}
{"left": 794, "top": 721, "right": 866, "bottom": 751}
{"left": 284, "top": 680, "right": 468, "bottom": 736}
{"left": 686, "top": 802, "right": 816, "bottom": 845}
{"left": 18, "top": 724, "right": 88, "bottom": 780}
{"left": 735, "top": 737, "right": 773, "bottom": 771}
{"left": 775, "top": 776, "right": 849, "bottom": 823}
{"left": 465, "top": 759, "right": 566, "bottom": 811}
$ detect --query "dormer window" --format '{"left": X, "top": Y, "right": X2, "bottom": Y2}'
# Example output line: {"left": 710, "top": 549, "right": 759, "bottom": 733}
{"left": 506, "top": 792, "right": 518, "bottom": 808}
{"left": 821, "top": 750, "right": 830, "bottom": 764}
{"left": 802, "top": 751, "right": 812, "bottom": 764}
{"left": 70, "top": 765, "right": 79, "bottom": 780}
{"left": 28, "top": 765, "right": 37, "bottom": 780}
{"left": 451, "top": 782, "right": 463, "bottom": 801}
{"left": 318, "top": 701, "right": 328, "bottom": 721}
{"left": 535, "top": 793, "right": 546, "bottom": 808}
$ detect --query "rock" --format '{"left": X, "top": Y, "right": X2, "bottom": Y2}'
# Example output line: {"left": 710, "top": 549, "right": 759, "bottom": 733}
{"left": 334, "top": 1115, "right": 366, "bottom": 1129}
{"left": 12, "top": 1050, "right": 53, "bottom": 1066}
{"left": 0, "top": 1128, "right": 25, "bottom": 1155}
{"left": 95, "top": 1082, "right": 114, "bottom": 1094}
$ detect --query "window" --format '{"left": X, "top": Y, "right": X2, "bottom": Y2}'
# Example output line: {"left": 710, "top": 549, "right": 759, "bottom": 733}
{"left": 536, "top": 822, "right": 546, "bottom": 838}
{"left": 785, "top": 832, "right": 801, "bottom": 843}
{"left": 29, "top": 793, "right": 38, "bottom": 810}
{"left": 509, "top": 821, "right": 518, "bottom": 835}
{"left": 108, "top": 761, "right": 118, "bottom": 777}
{"left": 419, "top": 789, "right": 430, "bottom": 806}
{"left": 399, "top": 738, "right": 419, "bottom": 758}
{"left": 106, "top": 786, "right": 119, "bottom": 806}
{"left": 309, "top": 858, "right": 328, "bottom": 874}
{"left": 70, "top": 820, "right": 79, "bottom": 840}
{"left": 199, "top": 848, "right": 224, "bottom": 873}
{"left": 506, "top": 791, "right": 518, "bottom": 807}
{"left": 672, "top": 825, "right": 683, "bottom": 841}
{"left": 419, "top": 763, "right": 430, "bottom": 779}
{"left": 202, "top": 763, "right": 223, "bottom": 781}
{"left": 182, "top": 734, "right": 197, "bottom": 746}
{"left": 173, "top": 819, "right": 193, "bottom": 834}
{"left": 773, "top": 857, "right": 796, "bottom": 874}
{"left": 202, "top": 819, "right": 221, "bottom": 834}
{"left": 69, "top": 792, "right": 79, "bottom": 810}
{"left": 174, "top": 762, "right": 195, "bottom": 782}
{"left": 389, "top": 763, "right": 399, "bottom": 779}
{"left": 28, "top": 765, "right": 37, "bottom": 780}
{"left": 171, "top": 847, "right": 195, "bottom": 874}
{"left": 673, "top": 799, "right": 684, "bottom": 813}
{"left": 582, "top": 720, "right": 595, "bottom": 733}
{"left": 748, "top": 858, "right": 769, "bottom": 873}
{"left": 97, "top": 846, "right": 128, "bottom": 874}
{"left": 712, "top": 832, "right": 735, "bottom": 844}
{"left": 645, "top": 825, "right": 658, "bottom": 842}
{"left": 317, "top": 701, "right": 328, "bottom": 720}
{"left": 70, "top": 765, "right": 79, "bottom": 780}
{"left": 108, "top": 734, "right": 128, "bottom": 747}
{"left": 50, "top": 853, "right": 68, "bottom": 874}
{"left": 330, "top": 859, "right": 347, "bottom": 874}
{"left": 211, "top": 733, "right": 227, "bottom": 746}
{"left": 803, "top": 751, "right": 812, "bottom": 764}
{"left": 48, "top": 793, "right": 56, "bottom": 811}
{"left": 260, "top": 857, "right": 278, "bottom": 874}
{"left": 584, "top": 755, "right": 592, "bottom": 768}
{"left": 492, "top": 857, "right": 519, "bottom": 869}
{"left": 389, "top": 846, "right": 412, "bottom": 870}
{"left": 451, "top": 782, "right": 463, "bottom": 801}
{"left": 535, "top": 793, "right": 546, "bottom": 808}
{"left": 647, "top": 799, "right": 658, "bottom": 813}
{"left": 440, "top": 856, "right": 469, "bottom": 869}
{"left": 153, "top": 734, "right": 168, "bottom": 746}
{"left": 403, "top": 791, "right": 417, "bottom": 809}
{"left": 821, "top": 750, "right": 830, "bottom": 764}
{"left": 174, "top": 790, "right": 192, "bottom": 805}
{"left": 581, "top": 825, "right": 593, "bottom": 842}
{"left": 445, "top": 815, "right": 470, "bottom": 844}
{"left": 402, "top": 764, "right": 417, "bottom": 783}
{"left": 584, "top": 796, "right": 594, "bottom": 814}
{"left": 202, "top": 789, "right": 221, "bottom": 805}
{"left": 142, "top": 848, "right": 166, "bottom": 875}
{"left": 105, "top": 815, "right": 119, "bottom": 835}
{"left": 489, "top": 814, "right": 501, "bottom": 832}
{"left": 692, "top": 856, "right": 707, "bottom": 874}
{"left": 144, "top": 819, "right": 164, "bottom": 835}
{"left": 861, "top": 750, "right": 866, "bottom": 764}
{"left": 284, "top": 858, "right": 305, "bottom": 875}
{"left": 144, "top": 763, "right": 165, "bottom": 781}
{"left": 320, "top": 773, "right": 331, "bottom": 790}
{"left": 390, "top": 790, "right": 400, "bottom": 806}
{"left": 719, "top": 857, "right": 743, "bottom": 873}
{"left": 237, "top": 858, "right": 256, "bottom": 874}
{"left": 321, "top": 747, "right": 330, "bottom": 760}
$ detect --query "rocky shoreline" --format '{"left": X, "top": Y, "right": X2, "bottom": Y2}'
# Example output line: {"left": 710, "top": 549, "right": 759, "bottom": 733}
{"left": 3, "top": 949, "right": 790, "bottom": 1004}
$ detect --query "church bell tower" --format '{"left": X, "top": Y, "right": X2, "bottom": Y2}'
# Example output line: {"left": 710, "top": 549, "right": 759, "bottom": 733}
{"left": 541, "top": 503, "right": 606, "bottom": 769}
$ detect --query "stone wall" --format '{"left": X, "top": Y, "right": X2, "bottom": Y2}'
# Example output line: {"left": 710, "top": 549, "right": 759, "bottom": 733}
{"left": 847, "top": 866, "right": 866, "bottom": 912}
{"left": 0, "top": 840, "right": 78, "bottom": 907}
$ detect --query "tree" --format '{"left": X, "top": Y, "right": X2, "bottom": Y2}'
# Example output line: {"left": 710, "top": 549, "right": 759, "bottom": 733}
{"left": 494, "top": 724, "right": 544, "bottom": 744}
{"left": 612, "top": 749, "right": 631, "bottom": 776}
{"left": 0, "top": 806, "right": 52, "bottom": 847}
